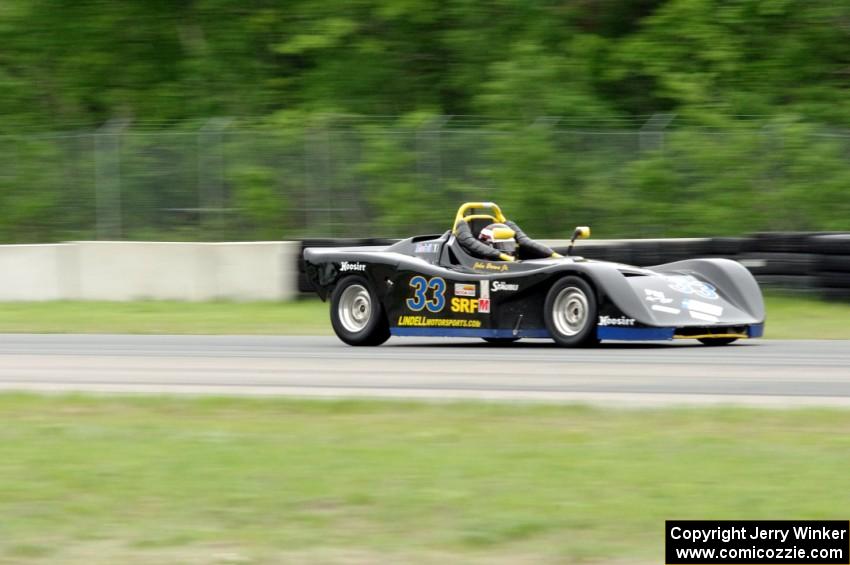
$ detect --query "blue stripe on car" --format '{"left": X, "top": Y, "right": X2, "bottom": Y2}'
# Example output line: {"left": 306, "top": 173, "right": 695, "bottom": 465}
{"left": 596, "top": 327, "right": 676, "bottom": 340}
{"left": 391, "top": 324, "right": 763, "bottom": 341}
{"left": 747, "top": 323, "right": 764, "bottom": 338}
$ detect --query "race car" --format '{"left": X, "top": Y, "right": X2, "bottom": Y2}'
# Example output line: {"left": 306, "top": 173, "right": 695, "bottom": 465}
{"left": 303, "top": 202, "right": 765, "bottom": 347}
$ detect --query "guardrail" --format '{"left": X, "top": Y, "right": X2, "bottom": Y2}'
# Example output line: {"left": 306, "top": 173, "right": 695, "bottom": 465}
{"left": 298, "top": 233, "right": 850, "bottom": 300}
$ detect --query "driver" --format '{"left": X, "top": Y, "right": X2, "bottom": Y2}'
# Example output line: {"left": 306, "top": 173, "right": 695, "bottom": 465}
{"left": 476, "top": 221, "right": 561, "bottom": 261}
{"left": 478, "top": 223, "right": 518, "bottom": 260}
{"left": 454, "top": 216, "right": 561, "bottom": 262}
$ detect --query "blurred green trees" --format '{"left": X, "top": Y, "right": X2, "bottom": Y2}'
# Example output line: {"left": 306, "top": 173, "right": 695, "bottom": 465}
{"left": 0, "top": 0, "right": 848, "bottom": 240}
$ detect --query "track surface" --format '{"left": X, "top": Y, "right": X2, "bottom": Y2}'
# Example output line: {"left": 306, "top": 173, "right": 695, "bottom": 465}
{"left": 0, "top": 335, "right": 848, "bottom": 406}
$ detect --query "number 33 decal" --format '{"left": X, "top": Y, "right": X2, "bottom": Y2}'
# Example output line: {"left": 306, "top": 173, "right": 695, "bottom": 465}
{"left": 406, "top": 276, "right": 446, "bottom": 312}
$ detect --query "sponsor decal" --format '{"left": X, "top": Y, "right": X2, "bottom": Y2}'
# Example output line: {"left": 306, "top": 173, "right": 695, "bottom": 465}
{"left": 651, "top": 304, "right": 681, "bottom": 315}
{"left": 340, "top": 261, "right": 366, "bottom": 272}
{"left": 491, "top": 280, "right": 519, "bottom": 292}
{"left": 451, "top": 297, "right": 490, "bottom": 314}
{"left": 414, "top": 242, "right": 440, "bottom": 254}
{"left": 473, "top": 261, "right": 510, "bottom": 272}
{"left": 682, "top": 299, "right": 723, "bottom": 317}
{"left": 598, "top": 316, "right": 636, "bottom": 326}
{"left": 689, "top": 310, "right": 720, "bottom": 323}
{"left": 406, "top": 276, "right": 446, "bottom": 313}
{"left": 644, "top": 288, "right": 673, "bottom": 304}
{"left": 397, "top": 315, "right": 482, "bottom": 328}
{"left": 480, "top": 280, "right": 490, "bottom": 300}
{"left": 454, "top": 283, "right": 476, "bottom": 297}
{"left": 665, "top": 275, "right": 719, "bottom": 300}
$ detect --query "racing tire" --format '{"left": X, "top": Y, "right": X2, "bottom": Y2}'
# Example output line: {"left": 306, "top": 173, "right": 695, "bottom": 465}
{"left": 544, "top": 276, "right": 598, "bottom": 347}
{"left": 698, "top": 338, "right": 738, "bottom": 346}
{"left": 482, "top": 337, "right": 520, "bottom": 344}
{"left": 330, "top": 276, "right": 390, "bottom": 346}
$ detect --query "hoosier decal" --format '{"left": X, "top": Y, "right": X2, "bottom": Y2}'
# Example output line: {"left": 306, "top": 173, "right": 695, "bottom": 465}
{"left": 598, "top": 316, "right": 635, "bottom": 326}
{"left": 340, "top": 261, "right": 366, "bottom": 272}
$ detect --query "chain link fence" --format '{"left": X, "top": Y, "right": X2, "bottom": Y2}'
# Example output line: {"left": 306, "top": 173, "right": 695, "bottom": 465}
{"left": 0, "top": 117, "right": 848, "bottom": 242}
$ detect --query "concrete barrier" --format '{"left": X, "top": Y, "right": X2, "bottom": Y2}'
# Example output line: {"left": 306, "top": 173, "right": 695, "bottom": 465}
{"left": 0, "top": 241, "right": 300, "bottom": 302}
{"left": 0, "top": 244, "right": 77, "bottom": 301}
{"left": 215, "top": 242, "right": 298, "bottom": 301}
{"left": 75, "top": 242, "right": 214, "bottom": 301}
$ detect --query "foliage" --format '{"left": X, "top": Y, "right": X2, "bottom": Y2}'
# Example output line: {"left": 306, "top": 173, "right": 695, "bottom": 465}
{"left": 0, "top": 1, "right": 849, "bottom": 240}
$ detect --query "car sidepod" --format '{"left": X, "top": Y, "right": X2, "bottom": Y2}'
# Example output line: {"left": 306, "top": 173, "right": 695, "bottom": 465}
{"left": 386, "top": 268, "right": 554, "bottom": 339}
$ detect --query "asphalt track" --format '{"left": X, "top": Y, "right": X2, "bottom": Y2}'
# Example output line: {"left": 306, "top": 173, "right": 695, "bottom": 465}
{"left": 1, "top": 335, "right": 849, "bottom": 407}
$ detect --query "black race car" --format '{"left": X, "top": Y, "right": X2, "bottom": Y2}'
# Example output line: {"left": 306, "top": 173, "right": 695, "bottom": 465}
{"left": 303, "top": 202, "right": 765, "bottom": 347}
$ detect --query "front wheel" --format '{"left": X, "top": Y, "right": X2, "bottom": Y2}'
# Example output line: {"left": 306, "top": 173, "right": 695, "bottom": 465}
{"left": 698, "top": 337, "right": 738, "bottom": 346}
{"left": 330, "top": 276, "right": 390, "bottom": 346}
{"left": 544, "top": 276, "right": 598, "bottom": 347}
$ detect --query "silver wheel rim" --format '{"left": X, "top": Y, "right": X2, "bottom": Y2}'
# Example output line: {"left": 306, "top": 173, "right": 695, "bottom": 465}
{"left": 552, "top": 286, "right": 589, "bottom": 336}
{"left": 338, "top": 284, "right": 372, "bottom": 333}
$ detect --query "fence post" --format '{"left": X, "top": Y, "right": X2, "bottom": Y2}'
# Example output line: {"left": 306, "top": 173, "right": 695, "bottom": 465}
{"left": 198, "top": 117, "right": 232, "bottom": 236}
{"left": 94, "top": 118, "right": 130, "bottom": 239}
{"left": 302, "top": 122, "right": 334, "bottom": 236}
{"left": 640, "top": 113, "right": 676, "bottom": 152}
{"left": 416, "top": 115, "right": 452, "bottom": 192}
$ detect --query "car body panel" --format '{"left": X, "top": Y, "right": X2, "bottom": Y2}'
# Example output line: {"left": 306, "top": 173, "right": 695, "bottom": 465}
{"left": 303, "top": 231, "right": 766, "bottom": 341}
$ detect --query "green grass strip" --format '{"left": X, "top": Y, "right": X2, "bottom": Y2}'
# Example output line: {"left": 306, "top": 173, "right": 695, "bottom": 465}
{"left": 0, "top": 292, "right": 847, "bottom": 338}
{"left": 0, "top": 395, "right": 848, "bottom": 563}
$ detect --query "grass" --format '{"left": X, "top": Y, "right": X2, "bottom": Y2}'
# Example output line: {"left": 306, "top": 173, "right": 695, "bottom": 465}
{"left": 760, "top": 293, "right": 850, "bottom": 339}
{"left": 0, "top": 292, "right": 847, "bottom": 338}
{"left": 0, "top": 395, "right": 848, "bottom": 564}
{"left": 0, "top": 300, "right": 332, "bottom": 335}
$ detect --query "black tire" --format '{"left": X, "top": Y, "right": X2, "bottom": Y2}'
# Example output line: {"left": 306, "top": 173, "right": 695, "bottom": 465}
{"left": 482, "top": 337, "right": 520, "bottom": 344}
{"left": 817, "top": 271, "right": 850, "bottom": 289}
{"left": 329, "top": 276, "right": 390, "bottom": 346}
{"left": 543, "top": 276, "right": 598, "bottom": 347}
{"left": 809, "top": 234, "right": 850, "bottom": 255}
{"left": 818, "top": 254, "right": 850, "bottom": 273}
{"left": 739, "top": 253, "right": 818, "bottom": 276}
{"left": 698, "top": 338, "right": 738, "bottom": 346}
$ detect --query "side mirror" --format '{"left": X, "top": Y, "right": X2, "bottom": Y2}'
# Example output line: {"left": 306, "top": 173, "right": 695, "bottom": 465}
{"left": 567, "top": 226, "right": 591, "bottom": 256}
{"left": 572, "top": 226, "right": 591, "bottom": 242}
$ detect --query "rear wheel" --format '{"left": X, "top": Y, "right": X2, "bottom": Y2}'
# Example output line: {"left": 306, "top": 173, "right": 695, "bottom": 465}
{"left": 698, "top": 337, "right": 738, "bottom": 346}
{"left": 330, "top": 276, "right": 390, "bottom": 346}
{"left": 544, "top": 276, "right": 598, "bottom": 347}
